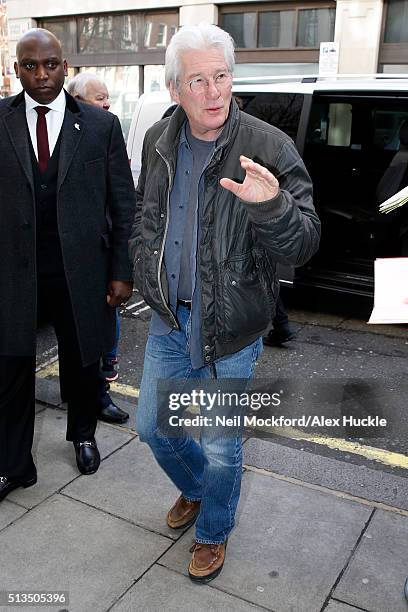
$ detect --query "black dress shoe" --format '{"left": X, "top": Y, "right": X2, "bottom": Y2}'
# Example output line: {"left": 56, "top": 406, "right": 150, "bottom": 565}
{"left": 263, "top": 328, "right": 296, "bottom": 347}
{"left": 98, "top": 398, "right": 129, "bottom": 424}
{"left": 404, "top": 577, "right": 408, "bottom": 602}
{"left": 0, "top": 471, "right": 37, "bottom": 502}
{"left": 73, "top": 439, "right": 100, "bottom": 475}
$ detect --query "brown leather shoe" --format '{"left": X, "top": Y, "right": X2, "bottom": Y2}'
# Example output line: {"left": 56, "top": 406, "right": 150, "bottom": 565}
{"left": 166, "top": 495, "right": 200, "bottom": 529}
{"left": 188, "top": 541, "right": 227, "bottom": 583}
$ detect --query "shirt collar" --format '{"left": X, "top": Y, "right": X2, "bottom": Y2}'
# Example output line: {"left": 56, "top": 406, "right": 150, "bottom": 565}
{"left": 24, "top": 88, "right": 66, "bottom": 113}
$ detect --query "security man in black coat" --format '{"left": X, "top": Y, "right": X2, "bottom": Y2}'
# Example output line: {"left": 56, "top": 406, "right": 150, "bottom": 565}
{"left": 0, "top": 29, "right": 135, "bottom": 501}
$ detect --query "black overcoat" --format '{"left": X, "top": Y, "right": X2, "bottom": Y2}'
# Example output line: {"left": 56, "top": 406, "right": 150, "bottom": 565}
{"left": 0, "top": 90, "right": 135, "bottom": 365}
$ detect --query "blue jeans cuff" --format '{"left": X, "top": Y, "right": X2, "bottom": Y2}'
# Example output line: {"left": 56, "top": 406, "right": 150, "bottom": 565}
{"left": 195, "top": 537, "right": 227, "bottom": 545}
{"left": 183, "top": 495, "right": 201, "bottom": 502}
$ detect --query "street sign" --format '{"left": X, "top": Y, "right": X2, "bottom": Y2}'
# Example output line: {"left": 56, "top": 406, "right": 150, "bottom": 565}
{"left": 319, "top": 42, "right": 340, "bottom": 76}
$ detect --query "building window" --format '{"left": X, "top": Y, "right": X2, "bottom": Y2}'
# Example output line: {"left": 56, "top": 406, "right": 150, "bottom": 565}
{"left": 156, "top": 24, "right": 167, "bottom": 47}
{"left": 297, "top": 8, "right": 335, "bottom": 47}
{"left": 41, "top": 18, "right": 77, "bottom": 54}
{"left": 40, "top": 11, "right": 178, "bottom": 59}
{"left": 221, "top": 4, "right": 335, "bottom": 49}
{"left": 144, "top": 13, "right": 178, "bottom": 49}
{"left": 379, "top": 0, "right": 408, "bottom": 70}
{"left": 222, "top": 13, "right": 257, "bottom": 48}
{"left": 78, "top": 14, "right": 141, "bottom": 53}
{"left": 259, "top": 11, "right": 296, "bottom": 48}
{"left": 384, "top": 0, "right": 408, "bottom": 42}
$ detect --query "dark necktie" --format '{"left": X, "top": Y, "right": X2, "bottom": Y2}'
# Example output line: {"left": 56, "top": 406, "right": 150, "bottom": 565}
{"left": 35, "top": 106, "right": 51, "bottom": 174}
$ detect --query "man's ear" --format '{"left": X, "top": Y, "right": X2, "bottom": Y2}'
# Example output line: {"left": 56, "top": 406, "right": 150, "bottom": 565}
{"left": 63, "top": 59, "right": 68, "bottom": 77}
{"left": 14, "top": 61, "right": 19, "bottom": 78}
{"left": 169, "top": 81, "right": 180, "bottom": 104}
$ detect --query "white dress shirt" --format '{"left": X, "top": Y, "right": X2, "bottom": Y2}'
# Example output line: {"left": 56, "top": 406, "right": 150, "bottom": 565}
{"left": 24, "top": 89, "right": 66, "bottom": 160}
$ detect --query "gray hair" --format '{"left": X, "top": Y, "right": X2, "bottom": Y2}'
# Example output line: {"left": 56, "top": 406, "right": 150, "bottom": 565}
{"left": 66, "top": 72, "right": 102, "bottom": 98}
{"left": 165, "top": 23, "right": 235, "bottom": 89}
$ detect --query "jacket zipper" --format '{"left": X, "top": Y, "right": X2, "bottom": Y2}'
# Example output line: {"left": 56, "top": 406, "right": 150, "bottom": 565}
{"left": 155, "top": 146, "right": 178, "bottom": 328}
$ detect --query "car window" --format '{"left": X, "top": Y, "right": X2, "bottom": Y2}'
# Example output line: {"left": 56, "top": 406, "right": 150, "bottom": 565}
{"left": 304, "top": 94, "right": 408, "bottom": 213}
{"left": 306, "top": 102, "right": 352, "bottom": 147}
{"left": 235, "top": 92, "right": 304, "bottom": 141}
{"left": 373, "top": 110, "right": 408, "bottom": 150}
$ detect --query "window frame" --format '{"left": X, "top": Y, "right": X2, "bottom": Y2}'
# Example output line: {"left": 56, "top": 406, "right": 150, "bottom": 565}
{"left": 220, "top": 1, "right": 335, "bottom": 64}
{"left": 379, "top": 0, "right": 408, "bottom": 67}
{"left": 38, "top": 9, "right": 178, "bottom": 67}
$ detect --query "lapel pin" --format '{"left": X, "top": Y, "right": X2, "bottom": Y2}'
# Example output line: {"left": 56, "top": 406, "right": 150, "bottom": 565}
{"left": 74, "top": 123, "right": 80, "bottom": 131}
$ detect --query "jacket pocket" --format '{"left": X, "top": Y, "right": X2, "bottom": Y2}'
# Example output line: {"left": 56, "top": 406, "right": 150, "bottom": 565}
{"left": 218, "top": 250, "right": 273, "bottom": 341}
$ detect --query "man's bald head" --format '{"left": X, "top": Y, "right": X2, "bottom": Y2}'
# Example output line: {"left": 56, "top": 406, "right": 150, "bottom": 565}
{"left": 16, "top": 28, "right": 62, "bottom": 60}
{"left": 14, "top": 28, "right": 67, "bottom": 104}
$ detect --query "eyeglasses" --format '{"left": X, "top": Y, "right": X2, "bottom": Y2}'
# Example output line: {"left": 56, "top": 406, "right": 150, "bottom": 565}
{"left": 184, "top": 72, "right": 232, "bottom": 95}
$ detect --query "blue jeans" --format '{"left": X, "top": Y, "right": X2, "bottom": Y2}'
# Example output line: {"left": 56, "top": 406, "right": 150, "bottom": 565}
{"left": 103, "top": 309, "right": 120, "bottom": 361}
{"left": 136, "top": 305, "right": 263, "bottom": 544}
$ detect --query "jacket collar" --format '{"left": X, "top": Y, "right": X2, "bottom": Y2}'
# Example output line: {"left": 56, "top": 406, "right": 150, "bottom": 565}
{"left": 155, "top": 97, "right": 240, "bottom": 167}
{"left": 10, "top": 88, "right": 81, "bottom": 113}
{"left": 3, "top": 88, "right": 84, "bottom": 192}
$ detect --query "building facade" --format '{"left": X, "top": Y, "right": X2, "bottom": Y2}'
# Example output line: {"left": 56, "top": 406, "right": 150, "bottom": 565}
{"left": 6, "top": 0, "right": 408, "bottom": 135}
{"left": 0, "top": 0, "right": 9, "bottom": 95}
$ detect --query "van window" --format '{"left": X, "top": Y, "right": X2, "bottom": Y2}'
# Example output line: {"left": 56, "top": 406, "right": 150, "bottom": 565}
{"left": 236, "top": 92, "right": 304, "bottom": 141}
{"left": 303, "top": 95, "right": 408, "bottom": 251}
{"left": 373, "top": 110, "right": 408, "bottom": 149}
{"left": 306, "top": 102, "right": 352, "bottom": 146}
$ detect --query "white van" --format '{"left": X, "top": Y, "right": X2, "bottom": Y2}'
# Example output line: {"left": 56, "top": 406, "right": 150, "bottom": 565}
{"left": 127, "top": 75, "right": 408, "bottom": 298}
{"left": 127, "top": 90, "right": 172, "bottom": 186}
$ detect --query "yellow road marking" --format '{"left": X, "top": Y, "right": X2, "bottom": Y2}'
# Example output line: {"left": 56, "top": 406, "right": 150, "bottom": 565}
{"left": 36, "top": 361, "right": 59, "bottom": 377}
{"left": 36, "top": 361, "right": 406, "bottom": 469}
{"left": 36, "top": 361, "right": 139, "bottom": 398}
{"left": 110, "top": 382, "right": 139, "bottom": 398}
{"left": 259, "top": 425, "right": 408, "bottom": 470}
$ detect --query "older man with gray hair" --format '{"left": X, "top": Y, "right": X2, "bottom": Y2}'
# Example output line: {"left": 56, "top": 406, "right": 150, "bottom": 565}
{"left": 67, "top": 72, "right": 110, "bottom": 111}
{"left": 129, "top": 22, "right": 320, "bottom": 582}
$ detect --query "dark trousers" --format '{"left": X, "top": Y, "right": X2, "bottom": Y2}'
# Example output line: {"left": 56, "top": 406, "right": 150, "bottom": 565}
{"left": 273, "top": 295, "right": 290, "bottom": 330}
{"left": 0, "top": 274, "right": 99, "bottom": 480}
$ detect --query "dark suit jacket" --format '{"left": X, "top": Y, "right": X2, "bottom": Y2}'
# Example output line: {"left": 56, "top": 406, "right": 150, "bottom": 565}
{"left": 0, "top": 90, "right": 135, "bottom": 365}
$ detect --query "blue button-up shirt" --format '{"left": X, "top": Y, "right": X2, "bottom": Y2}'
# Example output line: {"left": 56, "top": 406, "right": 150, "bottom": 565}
{"left": 149, "top": 122, "right": 215, "bottom": 368}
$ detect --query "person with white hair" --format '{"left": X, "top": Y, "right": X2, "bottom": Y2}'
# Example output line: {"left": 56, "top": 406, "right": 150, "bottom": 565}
{"left": 66, "top": 72, "right": 110, "bottom": 110}
{"left": 129, "top": 22, "right": 320, "bottom": 582}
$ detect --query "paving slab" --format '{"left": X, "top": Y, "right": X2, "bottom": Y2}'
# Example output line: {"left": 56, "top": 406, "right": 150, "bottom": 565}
{"left": 324, "top": 601, "right": 369, "bottom": 612}
{"left": 160, "top": 470, "right": 371, "bottom": 612}
{"left": 111, "top": 565, "right": 266, "bottom": 612}
{"left": 0, "top": 501, "right": 27, "bottom": 532}
{"left": 334, "top": 509, "right": 408, "bottom": 612}
{"left": 0, "top": 494, "right": 171, "bottom": 612}
{"left": 35, "top": 402, "right": 46, "bottom": 414}
{"left": 35, "top": 376, "right": 62, "bottom": 407}
{"left": 63, "top": 437, "right": 183, "bottom": 540}
{"left": 8, "top": 408, "right": 135, "bottom": 509}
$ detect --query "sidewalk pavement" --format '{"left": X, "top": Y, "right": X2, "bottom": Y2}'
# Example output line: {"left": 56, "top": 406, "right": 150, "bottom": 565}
{"left": 0, "top": 376, "right": 407, "bottom": 612}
